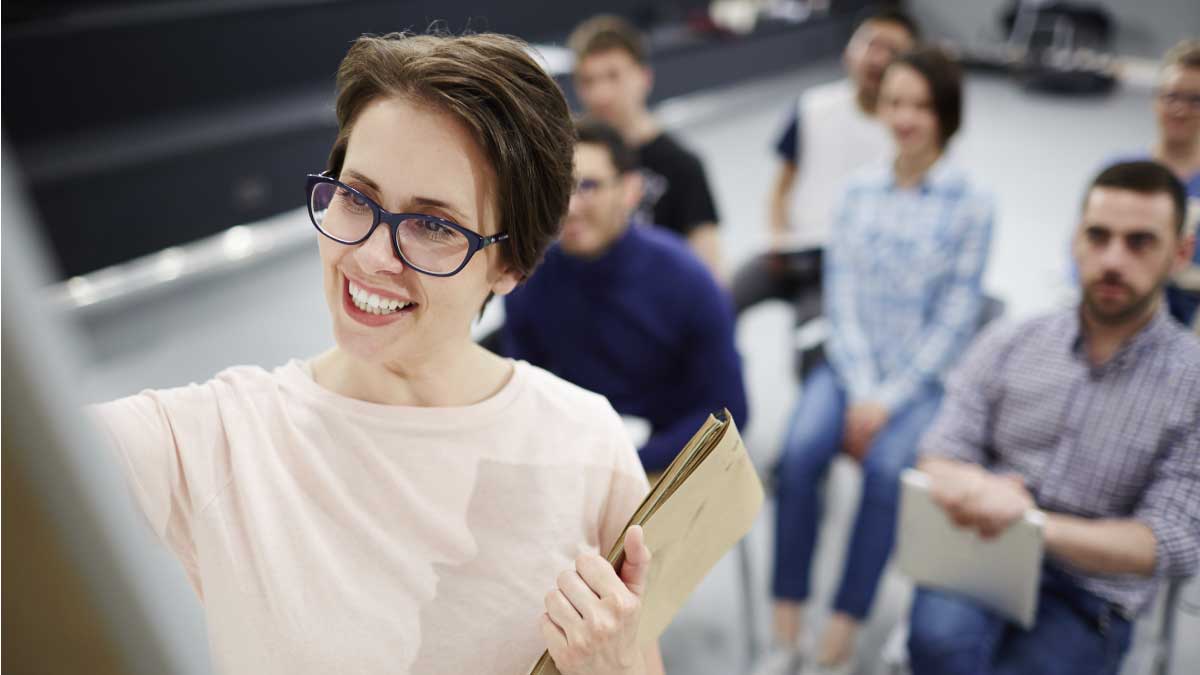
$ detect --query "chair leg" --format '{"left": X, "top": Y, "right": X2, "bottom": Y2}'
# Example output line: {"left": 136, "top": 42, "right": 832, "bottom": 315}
{"left": 737, "top": 536, "right": 760, "bottom": 670}
{"left": 1154, "top": 578, "right": 1182, "bottom": 675}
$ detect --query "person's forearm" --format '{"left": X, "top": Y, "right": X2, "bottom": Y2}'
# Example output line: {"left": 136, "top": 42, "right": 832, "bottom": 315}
{"left": 918, "top": 455, "right": 977, "bottom": 480}
{"left": 768, "top": 163, "right": 797, "bottom": 237}
{"left": 687, "top": 225, "right": 724, "bottom": 284}
{"left": 1043, "top": 513, "right": 1157, "bottom": 577}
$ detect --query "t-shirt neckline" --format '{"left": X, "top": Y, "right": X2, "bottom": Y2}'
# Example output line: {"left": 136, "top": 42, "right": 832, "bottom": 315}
{"left": 277, "top": 357, "right": 528, "bottom": 429}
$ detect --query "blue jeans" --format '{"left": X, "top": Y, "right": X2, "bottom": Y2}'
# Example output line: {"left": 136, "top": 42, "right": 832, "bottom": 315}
{"left": 908, "top": 565, "right": 1133, "bottom": 675}
{"left": 771, "top": 364, "right": 943, "bottom": 619}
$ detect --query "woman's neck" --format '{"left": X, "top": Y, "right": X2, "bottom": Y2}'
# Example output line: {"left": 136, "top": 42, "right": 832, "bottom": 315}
{"left": 1154, "top": 136, "right": 1200, "bottom": 178}
{"left": 893, "top": 146, "right": 942, "bottom": 189}
{"left": 311, "top": 341, "right": 513, "bottom": 407}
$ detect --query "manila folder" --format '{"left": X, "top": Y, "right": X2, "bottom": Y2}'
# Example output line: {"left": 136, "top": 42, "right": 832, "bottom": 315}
{"left": 529, "top": 409, "right": 763, "bottom": 675}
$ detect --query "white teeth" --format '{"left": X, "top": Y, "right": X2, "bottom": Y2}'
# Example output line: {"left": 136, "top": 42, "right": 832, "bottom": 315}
{"left": 347, "top": 280, "right": 411, "bottom": 315}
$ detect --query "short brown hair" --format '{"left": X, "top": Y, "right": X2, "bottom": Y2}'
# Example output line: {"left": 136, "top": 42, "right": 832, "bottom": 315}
{"left": 329, "top": 32, "right": 575, "bottom": 279}
{"left": 1163, "top": 39, "right": 1200, "bottom": 70}
{"left": 567, "top": 15, "right": 648, "bottom": 65}
{"left": 575, "top": 117, "right": 638, "bottom": 174}
{"left": 1088, "top": 160, "right": 1188, "bottom": 235}
{"left": 889, "top": 46, "right": 963, "bottom": 148}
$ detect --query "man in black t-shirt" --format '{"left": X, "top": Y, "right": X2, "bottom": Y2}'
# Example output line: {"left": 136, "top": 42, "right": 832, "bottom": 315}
{"left": 568, "top": 15, "right": 724, "bottom": 281}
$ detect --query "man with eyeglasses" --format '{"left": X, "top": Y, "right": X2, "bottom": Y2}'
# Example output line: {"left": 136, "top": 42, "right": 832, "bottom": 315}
{"left": 500, "top": 118, "right": 748, "bottom": 473}
{"left": 1107, "top": 40, "right": 1200, "bottom": 328}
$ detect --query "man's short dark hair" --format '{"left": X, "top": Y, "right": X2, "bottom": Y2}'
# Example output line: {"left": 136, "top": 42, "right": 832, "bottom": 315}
{"left": 890, "top": 46, "right": 962, "bottom": 147}
{"left": 575, "top": 117, "right": 638, "bottom": 174}
{"left": 854, "top": 4, "right": 922, "bottom": 41}
{"left": 568, "top": 15, "right": 648, "bottom": 66}
{"left": 1087, "top": 160, "right": 1188, "bottom": 235}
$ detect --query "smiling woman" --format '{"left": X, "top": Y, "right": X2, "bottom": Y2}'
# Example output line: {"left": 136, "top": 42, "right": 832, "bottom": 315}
{"left": 88, "top": 31, "right": 663, "bottom": 675}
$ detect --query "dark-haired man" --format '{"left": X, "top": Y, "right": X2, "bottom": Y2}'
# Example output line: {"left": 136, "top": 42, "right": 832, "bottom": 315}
{"left": 501, "top": 119, "right": 748, "bottom": 473}
{"left": 568, "top": 15, "right": 724, "bottom": 281}
{"left": 908, "top": 160, "right": 1200, "bottom": 675}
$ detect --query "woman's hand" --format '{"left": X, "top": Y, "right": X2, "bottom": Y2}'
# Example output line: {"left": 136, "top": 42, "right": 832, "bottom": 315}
{"left": 843, "top": 401, "right": 889, "bottom": 461}
{"left": 540, "top": 525, "right": 652, "bottom": 675}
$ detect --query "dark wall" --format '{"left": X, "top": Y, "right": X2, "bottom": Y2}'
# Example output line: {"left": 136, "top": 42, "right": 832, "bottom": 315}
{"left": 3, "top": 0, "right": 854, "bottom": 280}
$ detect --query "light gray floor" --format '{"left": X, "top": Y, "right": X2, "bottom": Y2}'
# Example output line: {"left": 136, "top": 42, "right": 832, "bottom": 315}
{"left": 68, "top": 59, "right": 1198, "bottom": 674}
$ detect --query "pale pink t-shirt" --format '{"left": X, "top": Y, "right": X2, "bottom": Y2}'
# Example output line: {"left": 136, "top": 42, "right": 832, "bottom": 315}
{"left": 91, "top": 359, "right": 649, "bottom": 675}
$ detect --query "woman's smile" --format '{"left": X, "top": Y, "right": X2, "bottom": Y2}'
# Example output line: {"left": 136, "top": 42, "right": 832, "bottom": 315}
{"left": 341, "top": 275, "right": 417, "bottom": 327}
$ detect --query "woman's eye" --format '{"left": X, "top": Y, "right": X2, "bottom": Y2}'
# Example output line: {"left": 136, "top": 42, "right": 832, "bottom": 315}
{"left": 337, "top": 188, "right": 372, "bottom": 212}
{"left": 424, "top": 221, "right": 453, "bottom": 236}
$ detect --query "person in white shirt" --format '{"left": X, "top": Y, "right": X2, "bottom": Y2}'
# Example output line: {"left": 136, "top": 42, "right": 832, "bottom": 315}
{"left": 731, "top": 7, "right": 919, "bottom": 322}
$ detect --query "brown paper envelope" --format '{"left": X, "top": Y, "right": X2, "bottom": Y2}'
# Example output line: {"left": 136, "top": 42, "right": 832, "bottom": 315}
{"left": 529, "top": 414, "right": 763, "bottom": 674}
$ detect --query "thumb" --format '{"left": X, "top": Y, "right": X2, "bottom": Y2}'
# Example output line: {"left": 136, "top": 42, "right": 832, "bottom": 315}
{"left": 619, "top": 525, "right": 653, "bottom": 597}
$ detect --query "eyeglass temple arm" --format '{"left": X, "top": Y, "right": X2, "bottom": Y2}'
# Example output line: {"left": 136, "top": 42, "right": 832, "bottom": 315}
{"left": 480, "top": 233, "right": 509, "bottom": 248}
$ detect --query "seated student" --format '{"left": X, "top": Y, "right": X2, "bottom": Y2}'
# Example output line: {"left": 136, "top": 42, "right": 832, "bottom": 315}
{"left": 757, "top": 48, "right": 994, "bottom": 675}
{"left": 1106, "top": 39, "right": 1200, "bottom": 327}
{"left": 568, "top": 15, "right": 725, "bottom": 280}
{"left": 501, "top": 118, "right": 748, "bottom": 473}
{"left": 909, "top": 160, "right": 1200, "bottom": 675}
{"left": 732, "top": 6, "right": 919, "bottom": 316}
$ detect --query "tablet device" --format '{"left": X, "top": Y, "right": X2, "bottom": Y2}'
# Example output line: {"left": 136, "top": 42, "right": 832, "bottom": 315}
{"left": 896, "top": 468, "right": 1044, "bottom": 628}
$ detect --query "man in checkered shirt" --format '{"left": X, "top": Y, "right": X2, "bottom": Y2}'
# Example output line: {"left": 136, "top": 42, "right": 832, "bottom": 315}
{"left": 908, "top": 160, "right": 1200, "bottom": 675}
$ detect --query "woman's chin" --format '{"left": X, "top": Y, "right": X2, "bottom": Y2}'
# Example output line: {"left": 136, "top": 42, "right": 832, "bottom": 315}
{"left": 332, "top": 324, "right": 403, "bottom": 364}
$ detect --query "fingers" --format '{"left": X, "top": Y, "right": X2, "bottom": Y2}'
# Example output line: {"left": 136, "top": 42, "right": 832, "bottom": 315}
{"left": 575, "top": 552, "right": 627, "bottom": 600}
{"left": 545, "top": 588, "right": 584, "bottom": 636}
{"left": 620, "top": 525, "right": 653, "bottom": 597}
{"left": 542, "top": 549, "right": 649, "bottom": 671}
{"left": 557, "top": 568, "right": 602, "bottom": 621}
{"left": 540, "top": 614, "right": 573, "bottom": 669}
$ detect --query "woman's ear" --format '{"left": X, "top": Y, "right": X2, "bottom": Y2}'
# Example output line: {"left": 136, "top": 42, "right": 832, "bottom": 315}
{"left": 489, "top": 263, "right": 523, "bottom": 297}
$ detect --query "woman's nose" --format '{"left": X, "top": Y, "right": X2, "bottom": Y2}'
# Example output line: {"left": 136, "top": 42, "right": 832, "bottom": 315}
{"left": 355, "top": 223, "right": 405, "bottom": 274}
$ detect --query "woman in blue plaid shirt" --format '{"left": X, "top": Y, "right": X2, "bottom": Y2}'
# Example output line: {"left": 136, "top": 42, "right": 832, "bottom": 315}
{"left": 757, "top": 47, "right": 994, "bottom": 675}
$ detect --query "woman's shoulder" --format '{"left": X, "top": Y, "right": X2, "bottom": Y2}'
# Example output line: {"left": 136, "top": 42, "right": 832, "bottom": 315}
{"left": 93, "top": 361, "right": 297, "bottom": 422}
{"left": 513, "top": 361, "right": 623, "bottom": 425}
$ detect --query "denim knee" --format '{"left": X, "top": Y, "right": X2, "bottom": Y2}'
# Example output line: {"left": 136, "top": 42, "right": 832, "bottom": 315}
{"left": 859, "top": 446, "right": 910, "bottom": 505}
{"left": 908, "top": 590, "right": 998, "bottom": 674}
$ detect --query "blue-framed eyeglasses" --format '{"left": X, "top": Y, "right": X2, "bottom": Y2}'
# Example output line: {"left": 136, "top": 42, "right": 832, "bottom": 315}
{"left": 305, "top": 173, "right": 508, "bottom": 277}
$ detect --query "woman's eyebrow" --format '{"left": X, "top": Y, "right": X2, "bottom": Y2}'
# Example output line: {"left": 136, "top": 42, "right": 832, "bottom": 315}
{"left": 341, "top": 169, "right": 381, "bottom": 193}
{"left": 411, "top": 196, "right": 471, "bottom": 224}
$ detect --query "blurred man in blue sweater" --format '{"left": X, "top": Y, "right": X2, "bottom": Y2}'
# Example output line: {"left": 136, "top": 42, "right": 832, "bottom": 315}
{"left": 501, "top": 118, "right": 748, "bottom": 472}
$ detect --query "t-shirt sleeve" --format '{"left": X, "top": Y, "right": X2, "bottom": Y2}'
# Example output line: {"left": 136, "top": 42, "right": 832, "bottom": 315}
{"left": 87, "top": 383, "right": 226, "bottom": 593}
{"left": 679, "top": 156, "right": 720, "bottom": 231}
{"left": 773, "top": 107, "right": 801, "bottom": 165}
{"left": 654, "top": 151, "right": 720, "bottom": 237}
{"left": 597, "top": 408, "right": 652, "bottom": 556}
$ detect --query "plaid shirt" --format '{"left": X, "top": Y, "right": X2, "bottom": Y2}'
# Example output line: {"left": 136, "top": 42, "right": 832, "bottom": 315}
{"left": 922, "top": 306, "right": 1200, "bottom": 615}
{"left": 824, "top": 160, "right": 994, "bottom": 412}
